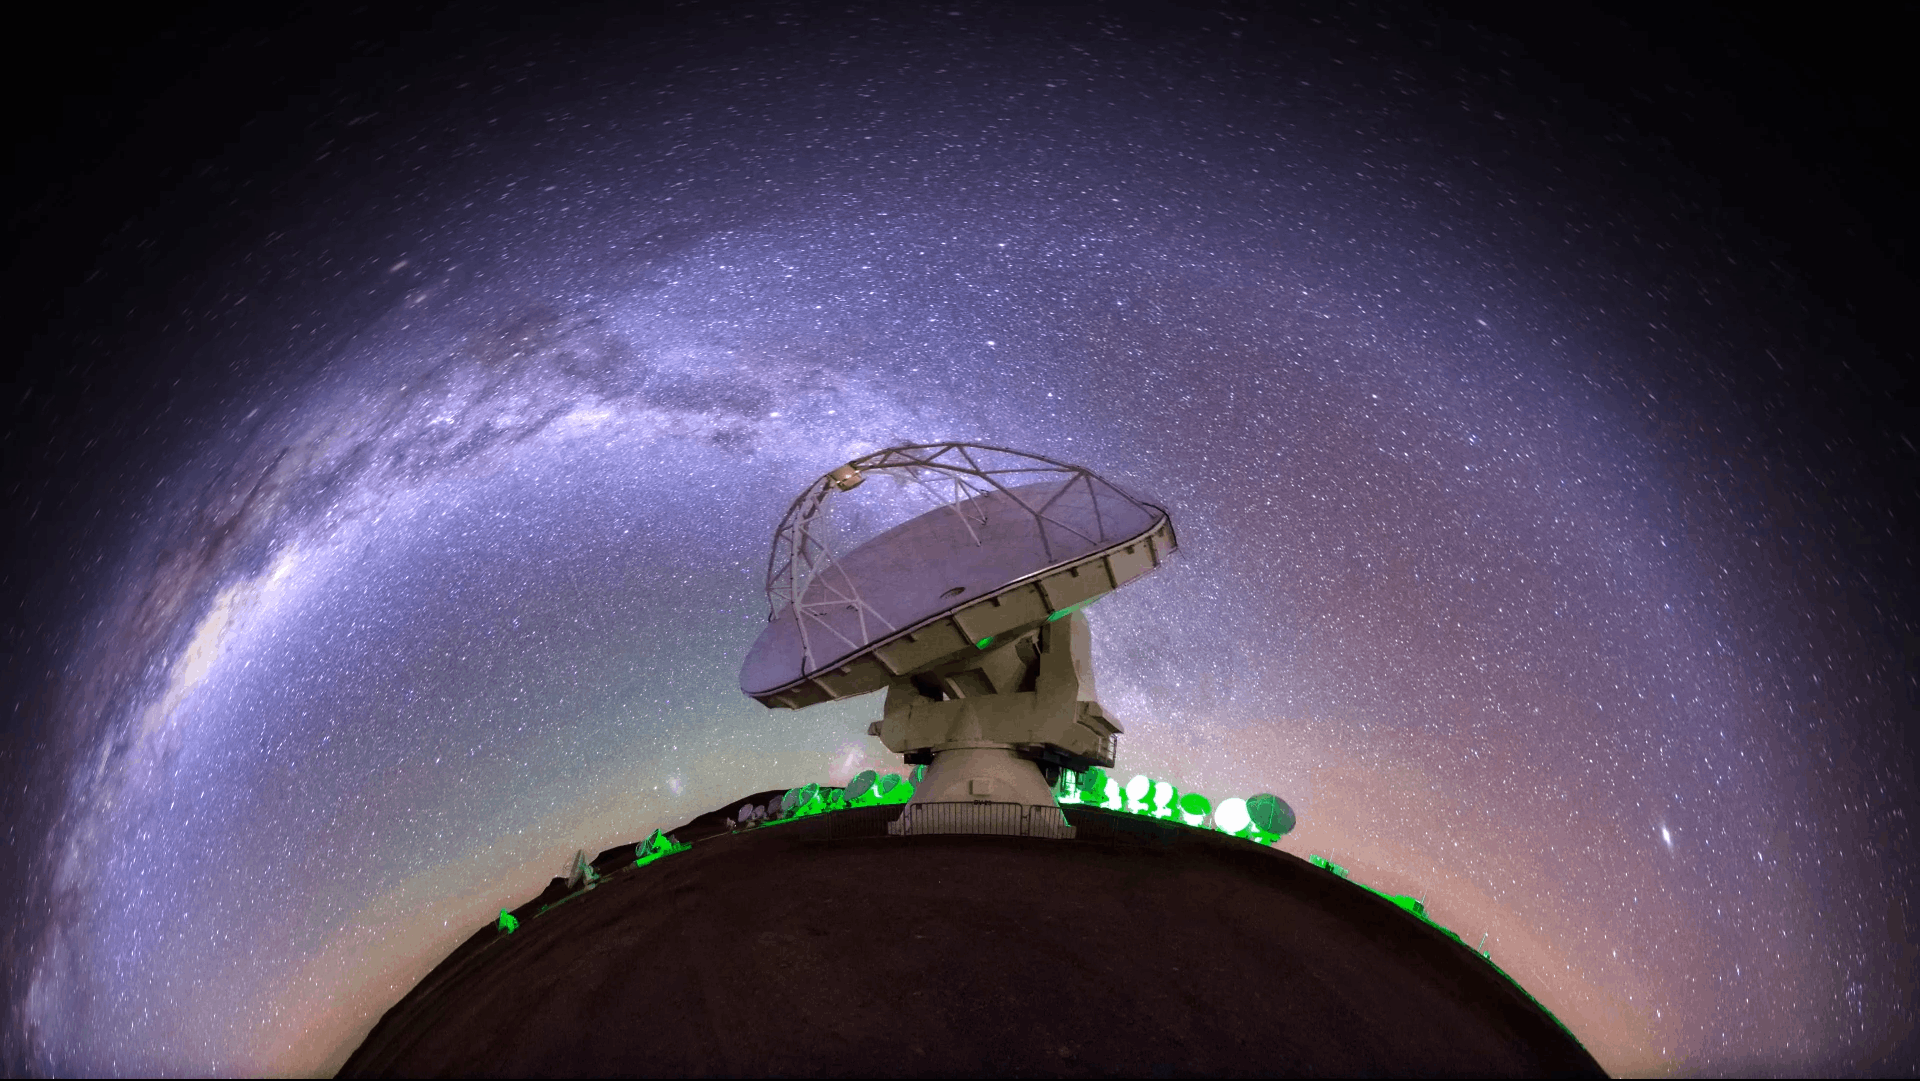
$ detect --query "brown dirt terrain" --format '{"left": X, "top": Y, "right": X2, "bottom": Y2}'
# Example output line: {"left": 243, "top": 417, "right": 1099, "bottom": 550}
{"left": 340, "top": 803, "right": 1605, "bottom": 1078}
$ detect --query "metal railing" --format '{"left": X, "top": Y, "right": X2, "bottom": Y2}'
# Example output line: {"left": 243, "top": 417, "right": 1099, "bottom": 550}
{"left": 885, "top": 801, "right": 1077, "bottom": 839}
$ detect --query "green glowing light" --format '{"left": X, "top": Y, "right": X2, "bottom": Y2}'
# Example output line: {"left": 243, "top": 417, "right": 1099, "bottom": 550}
{"left": 846, "top": 769, "right": 879, "bottom": 804}
{"left": 1047, "top": 596, "right": 1104, "bottom": 622}
{"left": 789, "top": 782, "right": 824, "bottom": 817}
{"left": 976, "top": 636, "right": 994, "bottom": 649}
{"left": 1081, "top": 767, "right": 1107, "bottom": 797}
{"left": 1307, "top": 853, "right": 1350, "bottom": 878}
{"left": 634, "top": 827, "right": 691, "bottom": 868}
{"left": 1056, "top": 766, "right": 1109, "bottom": 807}
{"left": 1123, "top": 774, "right": 1152, "bottom": 812}
{"left": 1245, "top": 793, "right": 1296, "bottom": 839}
{"left": 876, "top": 772, "right": 914, "bottom": 804}
{"left": 496, "top": 910, "right": 519, "bottom": 934}
{"left": 1178, "top": 791, "right": 1210, "bottom": 826}
{"left": 1149, "top": 780, "right": 1177, "bottom": 819}
{"left": 1053, "top": 769, "right": 1081, "bottom": 803}
{"left": 775, "top": 783, "right": 828, "bottom": 818}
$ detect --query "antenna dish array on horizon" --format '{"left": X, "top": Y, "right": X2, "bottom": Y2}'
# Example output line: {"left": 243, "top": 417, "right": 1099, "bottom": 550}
{"left": 741, "top": 442, "right": 1176, "bottom": 709}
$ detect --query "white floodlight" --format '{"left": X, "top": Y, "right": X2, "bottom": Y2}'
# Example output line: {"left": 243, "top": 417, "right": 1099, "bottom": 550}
{"left": 1214, "top": 797, "right": 1252, "bottom": 835}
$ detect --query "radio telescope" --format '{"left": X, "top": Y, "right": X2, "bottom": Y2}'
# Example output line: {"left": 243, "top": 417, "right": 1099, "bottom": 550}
{"left": 740, "top": 442, "right": 1177, "bottom": 809}
{"left": 341, "top": 444, "right": 1603, "bottom": 1076}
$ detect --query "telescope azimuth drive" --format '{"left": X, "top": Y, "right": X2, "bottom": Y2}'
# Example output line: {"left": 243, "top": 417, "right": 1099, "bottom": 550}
{"left": 739, "top": 442, "right": 1176, "bottom": 811}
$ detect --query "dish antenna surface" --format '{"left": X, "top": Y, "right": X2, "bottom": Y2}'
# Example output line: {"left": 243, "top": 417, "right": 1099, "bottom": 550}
{"left": 741, "top": 442, "right": 1177, "bottom": 808}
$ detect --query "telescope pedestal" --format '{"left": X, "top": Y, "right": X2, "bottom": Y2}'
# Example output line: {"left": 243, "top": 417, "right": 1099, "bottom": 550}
{"left": 909, "top": 744, "right": 1058, "bottom": 806}
{"left": 874, "top": 611, "right": 1122, "bottom": 799}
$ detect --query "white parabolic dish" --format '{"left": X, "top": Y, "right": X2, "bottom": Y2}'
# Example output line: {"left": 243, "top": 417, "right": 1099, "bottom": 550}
{"left": 741, "top": 443, "right": 1177, "bottom": 709}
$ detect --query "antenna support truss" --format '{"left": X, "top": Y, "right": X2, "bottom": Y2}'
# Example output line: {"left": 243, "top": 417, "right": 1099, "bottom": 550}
{"left": 763, "top": 442, "right": 1151, "bottom": 672}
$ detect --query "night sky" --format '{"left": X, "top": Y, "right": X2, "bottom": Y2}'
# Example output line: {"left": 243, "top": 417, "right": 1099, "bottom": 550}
{"left": 3, "top": 3, "right": 1915, "bottom": 1076}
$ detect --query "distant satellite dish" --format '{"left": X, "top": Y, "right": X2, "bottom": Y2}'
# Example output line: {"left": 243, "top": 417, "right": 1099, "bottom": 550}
{"left": 740, "top": 442, "right": 1179, "bottom": 813}
{"left": 845, "top": 769, "right": 878, "bottom": 803}
{"left": 1246, "top": 794, "right": 1296, "bottom": 837}
{"left": 783, "top": 783, "right": 820, "bottom": 814}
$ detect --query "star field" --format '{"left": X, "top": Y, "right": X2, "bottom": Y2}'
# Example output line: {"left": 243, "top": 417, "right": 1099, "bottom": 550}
{"left": 3, "top": 4, "right": 1912, "bottom": 1076}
